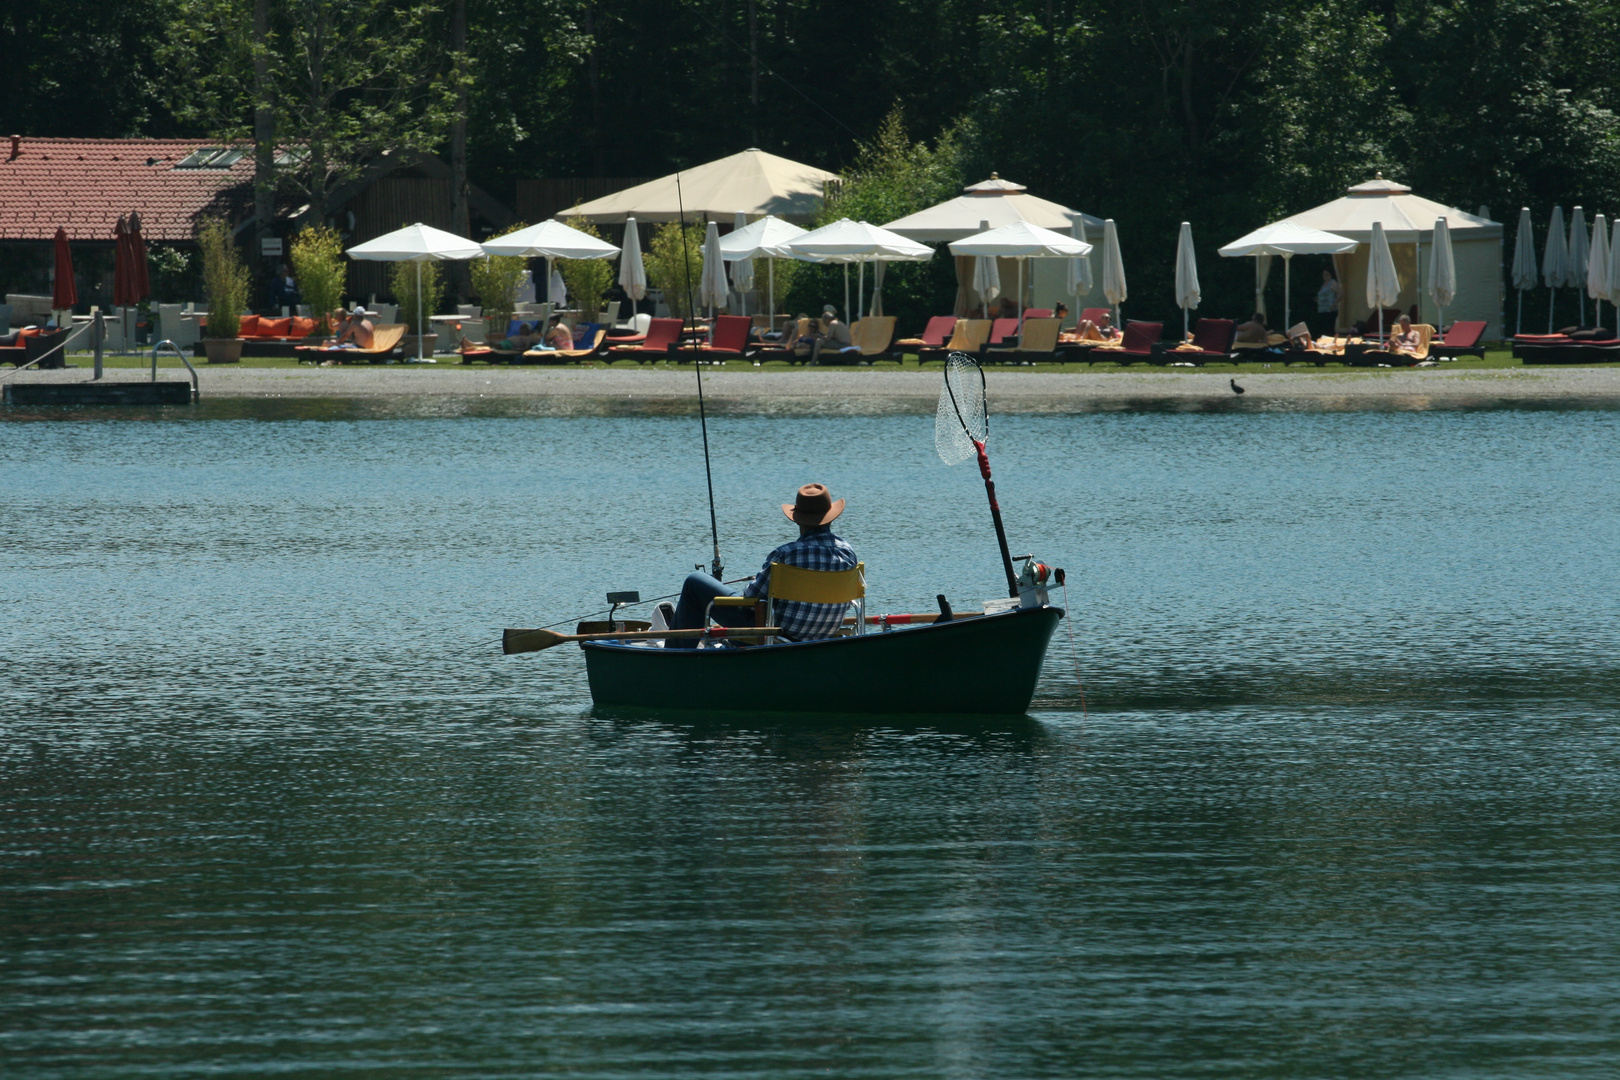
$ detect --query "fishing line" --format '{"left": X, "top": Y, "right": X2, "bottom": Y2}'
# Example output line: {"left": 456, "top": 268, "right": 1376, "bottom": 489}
{"left": 1060, "top": 580, "right": 1087, "bottom": 717}
{"left": 675, "top": 169, "right": 724, "bottom": 579}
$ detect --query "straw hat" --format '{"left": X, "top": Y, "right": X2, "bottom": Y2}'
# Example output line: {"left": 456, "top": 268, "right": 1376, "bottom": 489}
{"left": 782, "top": 483, "right": 844, "bottom": 526}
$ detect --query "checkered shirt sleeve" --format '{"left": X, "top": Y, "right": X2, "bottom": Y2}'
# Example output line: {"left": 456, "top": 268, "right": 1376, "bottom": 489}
{"left": 743, "top": 529, "right": 859, "bottom": 641}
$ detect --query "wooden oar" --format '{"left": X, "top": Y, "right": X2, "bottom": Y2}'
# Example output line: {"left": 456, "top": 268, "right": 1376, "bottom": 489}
{"left": 503, "top": 625, "right": 783, "bottom": 655}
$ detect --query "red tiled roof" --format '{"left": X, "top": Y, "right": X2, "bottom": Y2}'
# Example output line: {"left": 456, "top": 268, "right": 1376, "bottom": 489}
{"left": 0, "top": 137, "right": 254, "bottom": 242}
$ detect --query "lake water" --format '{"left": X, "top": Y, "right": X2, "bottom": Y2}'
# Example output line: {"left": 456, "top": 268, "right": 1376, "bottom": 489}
{"left": 4, "top": 396, "right": 1619, "bottom": 1077}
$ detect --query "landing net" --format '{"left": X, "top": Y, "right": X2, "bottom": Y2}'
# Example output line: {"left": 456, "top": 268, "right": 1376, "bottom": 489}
{"left": 935, "top": 352, "right": 988, "bottom": 465}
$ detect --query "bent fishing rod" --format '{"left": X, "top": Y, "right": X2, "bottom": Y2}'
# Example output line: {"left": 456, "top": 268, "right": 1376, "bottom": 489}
{"left": 675, "top": 168, "right": 724, "bottom": 579}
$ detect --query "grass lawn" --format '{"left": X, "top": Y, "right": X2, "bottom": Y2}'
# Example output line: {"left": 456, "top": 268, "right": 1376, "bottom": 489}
{"left": 52, "top": 346, "right": 1574, "bottom": 375}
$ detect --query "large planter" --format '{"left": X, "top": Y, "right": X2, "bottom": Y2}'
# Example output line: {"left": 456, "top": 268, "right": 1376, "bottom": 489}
{"left": 401, "top": 334, "right": 437, "bottom": 359}
{"left": 202, "top": 338, "right": 244, "bottom": 364}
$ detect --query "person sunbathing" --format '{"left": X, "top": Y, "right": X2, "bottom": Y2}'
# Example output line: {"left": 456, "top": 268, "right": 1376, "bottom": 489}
{"left": 335, "top": 304, "right": 374, "bottom": 350}
{"left": 323, "top": 308, "right": 351, "bottom": 347}
{"left": 1390, "top": 314, "right": 1421, "bottom": 353}
{"left": 485, "top": 322, "right": 535, "bottom": 354}
{"left": 790, "top": 315, "right": 823, "bottom": 359}
{"left": 1075, "top": 312, "right": 1118, "bottom": 341}
{"left": 542, "top": 314, "right": 573, "bottom": 351}
{"left": 1235, "top": 313, "right": 1268, "bottom": 344}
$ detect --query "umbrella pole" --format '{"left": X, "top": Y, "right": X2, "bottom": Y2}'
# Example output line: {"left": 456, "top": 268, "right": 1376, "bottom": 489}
{"left": 858, "top": 261, "right": 865, "bottom": 321}
{"left": 1548, "top": 289, "right": 1555, "bottom": 334}
{"left": 1517, "top": 289, "right": 1523, "bottom": 336}
{"left": 1017, "top": 261, "right": 1025, "bottom": 338}
{"left": 769, "top": 258, "right": 775, "bottom": 336}
{"left": 1283, "top": 254, "right": 1292, "bottom": 332}
{"left": 416, "top": 261, "right": 424, "bottom": 362}
{"left": 843, "top": 265, "right": 850, "bottom": 323}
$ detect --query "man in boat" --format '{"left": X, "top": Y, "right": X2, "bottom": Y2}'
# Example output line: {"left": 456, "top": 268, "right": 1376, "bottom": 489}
{"left": 666, "top": 483, "right": 858, "bottom": 647}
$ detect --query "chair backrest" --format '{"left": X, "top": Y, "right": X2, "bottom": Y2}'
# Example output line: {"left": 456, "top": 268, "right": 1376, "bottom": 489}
{"left": 1015, "top": 317, "right": 1061, "bottom": 352}
{"left": 1443, "top": 320, "right": 1486, "bottom": 346}
{"left": 1080, "top": 307, "right": 1110, "bottom": 326}
{"left": 366, "top": 324, "right": 407, "bottom": 353}
{"left": 1191, "top": 318, "right": 1235, "bottom": 353}
{"left": 0, "top": 302, "right": 14, "bottom": 334}
{"left": 945, "top": 319, "right": 992, "bottom": 350}
{"left": 373, "top": 303, "right": 398, "bottom": 323}
{"left": 602, "top": 300, "right": 621, "bottom": 324}
{"left": 987, "top": 317, "right": 1019, "bottom": 345}
{"left": 1121, "top": 320, "right": 1163, "bottom": 352}
{"left": 570, "top": 329, "right": 606, "bottom": 354}
{"left": 856, "top": 316, "right": 895, "bottom": 354}
{"left": 918, "top": 315, "right": 956, "bottom": 346}
{"left": 768, "top": 561, "right": 865, "bottom": 604}
{"left": 1023, "top": 308, "right": 1052, "bottom": 320}
{"left": 642, "top": 317, "right": 683, "bottom": 349}
{"left": 710, "top": 314, "right": 751, "bottom": 351}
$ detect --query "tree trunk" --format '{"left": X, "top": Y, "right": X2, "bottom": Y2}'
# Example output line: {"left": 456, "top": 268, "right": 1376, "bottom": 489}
{"left": 253, "top": 0, "right": 275, "bottom": 292}
{"left": 585, "top": 2, "right": 602, "bottom": 175}
{"left": 450, "top": 0, "right": 470, "bottom": 299}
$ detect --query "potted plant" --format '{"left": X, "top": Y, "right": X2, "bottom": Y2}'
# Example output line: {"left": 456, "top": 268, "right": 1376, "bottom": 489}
{"left": 393, "top": 259, "right": 444, "bottom": 357}
{"left": 470, "top": 221, "right": 529, "bottom": 347}
{"left": 556, "top": 213, "right": 615, "bottom": 322}
{"left": 288, "top": 225, "right": 347, "bottom": 337}
{"left": 198, "top": 218, "right": 250, "bottom": 362}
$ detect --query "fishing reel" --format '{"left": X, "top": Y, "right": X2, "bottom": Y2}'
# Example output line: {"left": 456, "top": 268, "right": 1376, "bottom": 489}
{"left": 1014, "top": 555, "right": 1064, "bottom": 609}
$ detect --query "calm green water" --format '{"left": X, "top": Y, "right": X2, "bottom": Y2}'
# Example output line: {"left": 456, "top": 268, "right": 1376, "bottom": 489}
{"left": 4, "top": 397, "right": 1619, "bottom": 1078}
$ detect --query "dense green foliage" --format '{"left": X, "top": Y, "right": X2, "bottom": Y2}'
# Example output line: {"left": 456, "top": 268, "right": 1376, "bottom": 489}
{"left": 556, "top": 215, "right": 615, "bottom": 318}
{"left": 288, "top": 226, "right": 347, "bottom": 333}
{"left": 469, "top": 222, "right": 530, "bottom": 335}
{"left": 10, "top": 0, "right": 1620, "bottom": 318}
{"left": 644, "top": 222, "right": 706, "bottom": 319}
{"left": 392, "top": 259, "right": 445, "bottom": 333}
{"left": 198, "top": 220, "right": 250, "bottom": 337}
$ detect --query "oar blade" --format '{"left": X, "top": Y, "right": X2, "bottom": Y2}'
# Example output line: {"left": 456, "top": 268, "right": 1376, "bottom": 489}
{"left": 503, "top": 627, "right": 566, "bottom": 654}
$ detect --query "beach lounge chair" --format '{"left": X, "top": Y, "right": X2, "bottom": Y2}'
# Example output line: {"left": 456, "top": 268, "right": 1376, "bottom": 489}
{"left": 607, "top": 317, "right": 682, "bottom": 362}
{"left": 522, "top": 328, "right": 607, "bottom": 364}
{"left": 1023, "top": 308, "right": 1052, "bottom": 320}
{"left": 1349, "top": 323, "right": 1434, "bottom": 366}
{"left": 293, "top": 323, "right": 406, "bottom": 362}
{"left": 1098, "top": 320, "right": 1162, "bottom": 364}
{"left": 894, "top": 315, "right": 957, "bottom": 353}
{"left": 1428, "top": 320, "right": 1487, "bottom": 360}
{"left": 985, "top": 318, "right": 1062, "bottom": 364}
{"left": 674, "top": 314, "right": 751, "bottom": 362}
{"left": 606, "top": 313, "right": 653, "bottom": 342}
{"left": 983, "top": 318, "right": 1020, "bottom": 349}
{"left": 813, "top": 316, "right": 896, "bottom": 365}
{"left": 918, "top": 318, "right": 992, "bottom": 363}
{"left": 1151, "top": 318, "right": 1235, "bottom": 365}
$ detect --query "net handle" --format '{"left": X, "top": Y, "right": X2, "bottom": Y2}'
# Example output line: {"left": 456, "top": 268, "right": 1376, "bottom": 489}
{"left": 942, "top": 353, "right": 1017, "bottom": 598}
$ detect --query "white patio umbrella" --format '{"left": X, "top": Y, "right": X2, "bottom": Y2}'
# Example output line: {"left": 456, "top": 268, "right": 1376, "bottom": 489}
{"left": 1427, "top": 217, "right": 1456, "bottom": 330}
{"left": 1510, "top": 208, "right": 1536, "bottom": 335}
{"left": 1101, "top": 219, "right": 1127, "bottom": 325}
{"left": 1587, "top": 213, "right": 1610, "bottom": 331}
{"left": 618, "top": 216, "right": 647, "bottom": 319}
{"left": 1569, "top": 206, "right": 1590, "bottom": 325}
{"left": 718, "top": 214, "right": 808, "bottom": 334}
{"left": 781, "top": 218, "right": 932, "bottom": 323}
{"left": 699, "top": 221, "right": 728, "bottom": 319}
{"left": 728, "top": 212, "right": 755, "bottom": 319}
{"left": 1218, "top": 221, "right": 1357, "bottom": 331}
{"left": 1065, "top": 217, "right": 1093, "bottom": 323}
{"left": 972, "top": 254, "right": 1001, "bottom": 316}
{"left": 1543, "top": 206, "right": 1568, "bottom": 332}
{"left": 483, "top": 218, "right": 619, "bottom": 325}
{"left": 1174, "top": 221, "right": 1200, "bottom": 339}
{"left": 1366, "top": 221, "right": 1400, "bottom": 339}
{"left": 949, "top": 220, "right": 1090, "bottom": 336}
{"left": 347, "top": 222, "right": 485, "bottom": 362}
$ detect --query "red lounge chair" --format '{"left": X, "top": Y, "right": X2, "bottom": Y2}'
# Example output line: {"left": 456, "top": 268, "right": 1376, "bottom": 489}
{"left": 1111, "top": 320, "right": 1162, "bottom": 364}
{"left": 607, "top": 317, "right": 682, "bottom": 362}
{"left": 1023, "top": 308, "right": 1052, "bottom": 319}
{"left": 1428, "top": 320, "right": 1487, "bottom": 360}
{"left": 1152, "top": 318, "right": 1235, "bottom": 365}
{"left": 1079, "top": 307, "right": 1110, "bottom": 326}
{"left": 982, "top": 318, "right": 1020, "bottom": 350}
{"left": 895, "top": 315, "right": 957, "bottom": 352}
{"left": 674, "top": 314, "right": 751, "bottom": 361}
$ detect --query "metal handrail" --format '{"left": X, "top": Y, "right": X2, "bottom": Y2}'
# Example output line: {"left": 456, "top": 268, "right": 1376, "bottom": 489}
{"left": 0, "top": 322, "right": 91, "bottom": 383}
{"left": 151, "top": 340, "right": 200, "bottom": 400}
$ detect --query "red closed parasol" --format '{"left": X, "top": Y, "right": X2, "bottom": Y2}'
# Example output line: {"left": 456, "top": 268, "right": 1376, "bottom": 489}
{"left": 113, "top": 215, "right": 136, "bottom": 307}
{"left": 128, "top": 211, "right": 151, "bottom": 301}
{"left": 52, "top": 227, "right": 77, "bottom": 310}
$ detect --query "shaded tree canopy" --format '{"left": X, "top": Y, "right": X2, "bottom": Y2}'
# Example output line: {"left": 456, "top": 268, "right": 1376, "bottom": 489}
{"left": 7, "top": 0, "right": 1619, "bottom": 316}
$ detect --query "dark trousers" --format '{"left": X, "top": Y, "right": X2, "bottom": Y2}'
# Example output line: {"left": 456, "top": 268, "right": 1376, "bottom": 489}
{"left": 668, "top": 572, "right": 749, "bottom": 649}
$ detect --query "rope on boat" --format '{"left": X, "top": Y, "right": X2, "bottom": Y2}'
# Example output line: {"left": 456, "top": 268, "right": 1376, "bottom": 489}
{"left": 1061, "top": 580, "right": 1088, "bottom": 717}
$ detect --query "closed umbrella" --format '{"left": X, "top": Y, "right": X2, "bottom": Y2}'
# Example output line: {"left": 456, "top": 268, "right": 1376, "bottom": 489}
{"left": 1254, "top": 256, "right": 1272, "bottom": 320}
{"left": 347, "top": 222, "right": 485, "bottom": 362}
{"left": 1510, "top": 208, "right": 1536, "bottom": 335}
{"left": 1065, "top": 217, "right": 1092, "bottom": 321}
{"left": 128, "top": 211, "right": 151, "bottom": 303}
{"left": 728, "top": 212, "right": 755, "bottom": 319}
{"left": 112, "top": 215, "right": 136, "bottom": 307}
{"left": 1366, "top": 221, "right": 1400, "bottom": 339}
{"left": 1588, "top": 213, "right": 1610, "bottom": 331}
{"left": 972, "top": 254, "right": 1000, "bottom": 314}
{"left": 1543, "top": 206, "right": 1567, "bottom": 332}
{"left": 52, "top": 226, "right": 77, "bottom": 314}
{"left": 618, "top": 216, "right": 647, "bottom": 317}
{"left": 1568, "top": 206, "right": 1589, "bottom": 325}
{"left": 1174, "top": 221, "right": 1200, "bottom": 339}
{"left": 699, "top": 221, "right": 728, "bottom": 319}
{"left": 1101, "top": 219, "right": 1126, "bottom": 325}
{"left": 1608, "top": 217, "right": 1620, "bottom": 321}
{"left": 549, "top": 268, "right": 567, "bottom": 307}
{"left": 870, "top": 261, "right": 886, "bottom": 317}
{"left": 1427, "top": 217, "right": 1456, "bottom": 331}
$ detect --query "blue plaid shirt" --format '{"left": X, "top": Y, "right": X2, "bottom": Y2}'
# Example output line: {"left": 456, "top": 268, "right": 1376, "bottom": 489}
{"left": 743, "top": 527, "right": 859, "bottom": 641}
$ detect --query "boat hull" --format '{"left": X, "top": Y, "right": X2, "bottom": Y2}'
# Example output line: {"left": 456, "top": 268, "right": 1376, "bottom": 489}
{"left": 581, "top": 605, "right": 1064, "bottom": 715}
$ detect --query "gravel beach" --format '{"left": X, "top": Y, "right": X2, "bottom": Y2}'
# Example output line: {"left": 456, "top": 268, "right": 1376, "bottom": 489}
{"left": 11, "top": 362, "right": 1620, "bottom": 410}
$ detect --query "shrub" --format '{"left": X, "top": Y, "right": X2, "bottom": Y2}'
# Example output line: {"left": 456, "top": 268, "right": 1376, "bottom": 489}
{"left": 198, "top": 219, "right": 249, "bottom": 339}
{"left": 643, "top": 221, "right": 705, "bottom": 319}
{"left": 391, "top": 259, "right": 444, "bottom": 335}
{"left": 556, "top": 213, "right": 615, "bottom": 319}
{"left": 470, "top": 221, "right": 529, "bottom": 339}
{"left": 289, "top": 225, "right": 347, "bottom": 334}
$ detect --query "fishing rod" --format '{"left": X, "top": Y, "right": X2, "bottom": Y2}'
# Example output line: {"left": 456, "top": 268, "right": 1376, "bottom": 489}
{"left": 675, "top": 169, "right": 724, "bottom": 579}
{"left": 937, "top": 352, "right": 1018, "bottom": 597}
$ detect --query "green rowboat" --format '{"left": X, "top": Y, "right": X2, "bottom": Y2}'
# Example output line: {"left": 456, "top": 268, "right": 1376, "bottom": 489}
{"left": 580, "top": 604, "right": 1064, "bottom": 715}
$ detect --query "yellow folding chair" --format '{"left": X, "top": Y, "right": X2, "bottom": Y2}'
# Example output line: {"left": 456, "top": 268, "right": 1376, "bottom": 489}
{"left": 708, "top": 561, "right": 866, "bottom": 642}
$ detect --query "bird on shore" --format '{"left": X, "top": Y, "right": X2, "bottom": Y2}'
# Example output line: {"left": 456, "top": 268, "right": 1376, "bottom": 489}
{"left": 1230, "top": 379, "right": 1246, "bottom": 395}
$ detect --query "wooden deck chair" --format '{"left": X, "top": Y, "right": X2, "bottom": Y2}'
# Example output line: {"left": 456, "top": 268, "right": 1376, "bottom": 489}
{"left": 522, "top": 328, "right": 606, "bottom": 363}
{"left": 294, "top": 323, "right": 406, "bottom": 361}
{"left": 816, "top": 316, "right": 896, "bottom": 364}
{"left": 919, "top": 318, "right": 991, "bottom": 363}
{"left": 708, "top": 561, "right": 866, "bottom": 644}
{"left": 1353, "top": 323, "right": 1433, "bottom": 366}
{"left": 986, "top": 317, "right": 1062, "bottom": 363}
{"left": 895, "top": 315, "right": 957, "bottom": 352}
